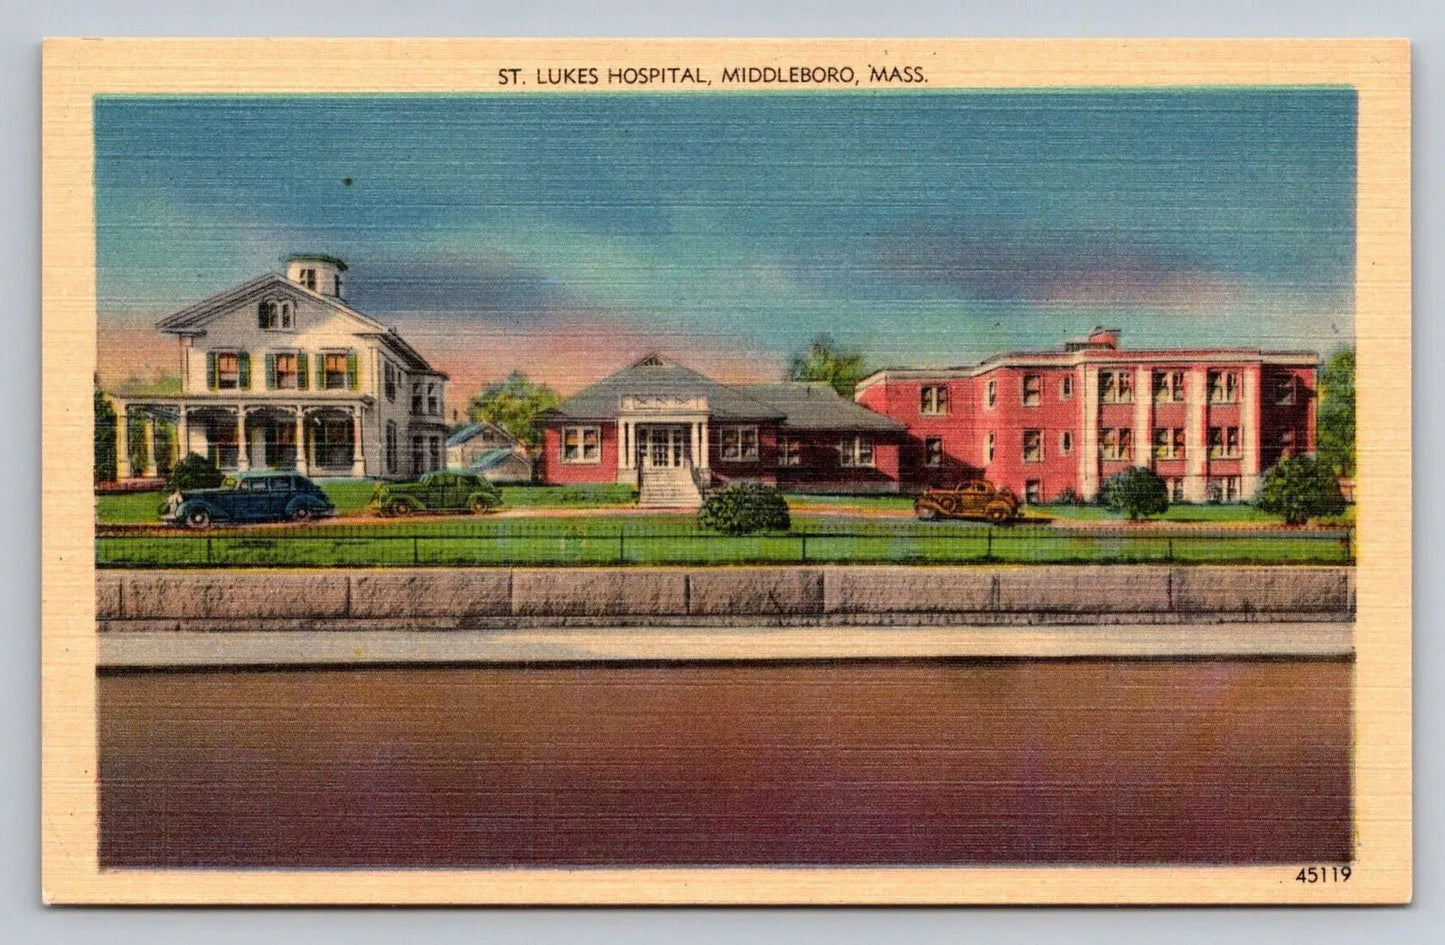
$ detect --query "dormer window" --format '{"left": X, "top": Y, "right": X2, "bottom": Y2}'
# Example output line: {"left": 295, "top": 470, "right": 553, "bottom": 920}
{"left": 297, "top": 268, "right": 318, "bottom": 292}
{"left": 257, "top": 298, "right": 294, "bottom": 331}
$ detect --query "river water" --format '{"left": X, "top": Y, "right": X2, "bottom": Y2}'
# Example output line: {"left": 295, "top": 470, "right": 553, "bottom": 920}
{"left": 99, "top": 659, "right": 1351, "bottom": 867}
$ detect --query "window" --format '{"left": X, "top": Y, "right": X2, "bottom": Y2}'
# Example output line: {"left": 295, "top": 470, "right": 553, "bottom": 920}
{"left": 560, "top": 425, "right": 601, "bottom": 464}
{"left": 1279, "top": 429, "right": 1296, "bottom": 457}
{"left": 838, "top": 436, "right": 875, "bottom": 467}
{"left": 384, "top": 362, "right": 397, "bottom": 402}
{"left": 1060, "top": 375, "right": 1074, "bottom": 399}
{"left": 257, "top": 299, "right": 294, "bottom": 330}
{"left": 1208, "top": 426, "right": 1240, "bottom": 459}
{"left": 985, "top": 432, "right": 995, "bottom": 464}
{"left": 1025, "top": 480, "right": 1042, "bottom": 505}
{"left": 266, "top": 352, "right": 300, "bottom": 390}
{"left": 322, "top": 351, "right": 354, "bottom": 390}
{"left": 297, "top": 267, "right": 317, "bottom": 291}
{"left": 1100, "top": 370, "right": 1134, "bottom": 404}
{"left": 1209, "top": 370, "right": 1240, "bottom": 404}
{"left": 920, "top": 385, "right": 949, "bottom": 415}
{"left": 385, "top": 422, "right": 398, "bottom": 474}
{"left": 1167, "top": 478, "right": 1185, "bottom": 502}
{"left": 1022, "top": 429, "right": 1043, "bottom": 463}
{"left": 207, "top": 350, "right": 250, "bottom": 390}
{"left": 412, "top": 435, "right": 426, "bottom": 474}
{"left": 1060, "top": 431, "right": 1073, "bottom": 455}
{"left": 411, "top": 382, "right": 423, "bottom": 415}
{"left": 1153, "top": 370, "right": 1185, "bottom": 403}
{"left": 777, "top": 436, "right": 802, "bottom": 467}
{"left": 1152, "top": 426, "right": 1184, "bottom": 460}
{"left": 1022, "top": 374, "right": 1042, "bottom": 406}
{"left": 426, "top": 383, "right": 440, "bottom": 416}
{"left": 985, "top": 379, "right": 996, "bottom": 408}
{"left": 1101, "top": 427, "right": 1133, "bottom": 461}
{"left": 333, "top": 274, "right": 343, "bottom": 297}
{"left": 1208, "top": 476, "right": 1242, "bottom": 503}
{"left": 430, "top": 436, "right": 442, "bottom": 471}
{"left": 924, "top": 436, "right": 943, "bottom": 467}
{"left": 720, "top": 426, "right": 760, "bottom": 462}
{"left": 1274, "top": 376, "right": 1297, "bottom": 406}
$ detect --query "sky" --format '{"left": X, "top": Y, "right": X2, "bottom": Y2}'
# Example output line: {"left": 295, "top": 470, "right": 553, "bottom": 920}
{"left": 94, "top": 89, "right": 1357, "bottom": 399}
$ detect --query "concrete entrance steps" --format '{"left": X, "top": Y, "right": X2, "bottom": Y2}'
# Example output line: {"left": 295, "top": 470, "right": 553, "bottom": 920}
{"left": 639, "top": 465, "right": 703, "bottom": 509}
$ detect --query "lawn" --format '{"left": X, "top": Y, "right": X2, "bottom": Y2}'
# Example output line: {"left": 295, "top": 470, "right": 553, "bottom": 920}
{"left": 96, "top": 511, "right": 1353, "bottom": 568}
{"left": 96, "top": 481, "right": 639, "bottom": 524}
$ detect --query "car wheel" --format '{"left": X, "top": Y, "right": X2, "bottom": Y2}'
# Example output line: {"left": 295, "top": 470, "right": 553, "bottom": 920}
{"left": 987, "top": 506, "right": 1010, "bottom": 524}
{"left": 389, "top": 500, "right": 415, "bottom": 516}
{"left": 184, "top": 508, "right": 211, "bottom": 529}
{"left": 916, "top": 505, "right": 938, "bottom": 521}
{"left": 468, "top": 496, "right": 493, "bottom": 514}
{"left": 291, "top": 506, "right": 314, "bottom": 524}
{"left": 940, "top": 497, "right": 961, "bottom": 516}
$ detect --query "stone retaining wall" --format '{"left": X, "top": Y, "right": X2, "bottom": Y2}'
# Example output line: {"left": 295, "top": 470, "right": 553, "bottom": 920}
{"left": 97, "top": 565, "right": 1355, "bottom": 632}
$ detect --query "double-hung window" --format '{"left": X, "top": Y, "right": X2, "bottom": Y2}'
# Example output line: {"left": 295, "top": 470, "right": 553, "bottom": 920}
{"left": 1022, "top": 375, "right": 1042, "bottom": 407}
{"left": 777, "top": 436, "right": 802, "bottom": 467}
{"left": 560, "top": 426, "right": 601, "bottom": 464}
{"left": 838, "top": 436, "right": 875, "bottom": 467}
{"left": 920, "top": 385, "right": 949, "bottom": 415}
{"left": 720, "top": 426, "right": 760, "bottom": 462}
{"left": 1022, "top": 430, "right": 1043, "bottom": 463}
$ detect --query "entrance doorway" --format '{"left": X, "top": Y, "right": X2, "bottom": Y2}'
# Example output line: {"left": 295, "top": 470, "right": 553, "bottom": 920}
{"left": 636, "top": 425, "right": 690, "bottom": 468}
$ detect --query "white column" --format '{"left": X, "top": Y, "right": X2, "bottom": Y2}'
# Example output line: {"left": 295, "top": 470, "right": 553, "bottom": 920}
{"left": 236, "top": 409, "right": 250, "bottom": 471}
{"left": 177, "top": 407, "right": 190, "bottom": 463}
{"left": 115, "top": 404, "right": 131, "bottom": 480}
{"left": 698, "top": 422, "right": 709, "bottom": 469}
{"left": 1132, "top": 366, "right": 1151, "bottom": 469}
{"left": 1078, "top": 366, "right": 1099, "bottom": 498}
{"left": 621, "top": 421, "right": 632, "bottom": 469}
{"left": 1184, "top": 368, "right": 1207, "bottom": 501}
{"left": 350, "top": 407, "right": 366, "bottom": 476}
{"left": 690, "top": 422, "right": 700, "bottom": 467}
{"left": 1240, "top": 366, "right": 1260, "bottom": 497}
{"left": 141, "top": 415, "right": 158, "bottom": 477}
{"left": 294, "top": 410, "right": 309, "bottom": 475}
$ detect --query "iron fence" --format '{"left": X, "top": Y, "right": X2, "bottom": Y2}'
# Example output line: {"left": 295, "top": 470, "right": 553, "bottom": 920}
{"left": 95, "top": 521, "right": 1355, "bottom": 569}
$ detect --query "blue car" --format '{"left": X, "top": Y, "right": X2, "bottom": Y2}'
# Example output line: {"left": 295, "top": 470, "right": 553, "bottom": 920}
{"left": 160, "top": 471, "right": 336, "bottom": 528}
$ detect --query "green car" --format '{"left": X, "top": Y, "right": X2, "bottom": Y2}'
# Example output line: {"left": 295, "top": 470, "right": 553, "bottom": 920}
{"left": 369, "top": 470, "right": 502, "bottom": 516}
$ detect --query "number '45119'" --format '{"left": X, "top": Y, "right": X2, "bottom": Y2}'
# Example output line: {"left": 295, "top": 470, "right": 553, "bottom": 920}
{"left": 1296, "top": 866, "right": 1351, "bottom": 883}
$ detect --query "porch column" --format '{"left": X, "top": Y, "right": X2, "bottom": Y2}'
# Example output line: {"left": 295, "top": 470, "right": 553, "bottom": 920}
{"left": 141, "top": 415, "right": 158, "bottom": 477}
{"left": 177, "top": 407, "right": 190, "bottom": 463}
{"left": 115, "top": 403, "right": 131, "bottom": 480}
{"left": 1078, "top": 367, "right": 1099, "bottom": 498}
{"left": 690, "top": 422, "right": 700, "bottom": 467}
{"left": 236, "top": 409, "right": 250, "bottom": 472}
{"left": 620, "top": 420, "right": 632, "bottom": 469}
{"left": 698, "top": 421, "right": 709, "bottom": 469}
{"left": 350, "top": 407, "right": 366, "bottom": 476}
{"left": 294, "top": 409, "right": 309, "bottom": 475}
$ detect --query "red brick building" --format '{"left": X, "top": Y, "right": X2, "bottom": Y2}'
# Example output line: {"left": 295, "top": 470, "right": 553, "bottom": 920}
{"left": 539, "top": 354, "right": 907, "bottom": 506}
{"left": 855, "top": 328, "right": 1317, "bottom": 504}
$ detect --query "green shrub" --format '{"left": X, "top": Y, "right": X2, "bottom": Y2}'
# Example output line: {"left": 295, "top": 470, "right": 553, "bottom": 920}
{"left": 698, "top": 482, "right": 791, "bottom": 534}
{"left": 167, "top": 452, "right": 225, "bottom": 492}
{"left": 1099, "top": 467, "right": 1170, "bottom": 521}
{"left": 1254, "top": 456, "right": 1347, "bottom": 525}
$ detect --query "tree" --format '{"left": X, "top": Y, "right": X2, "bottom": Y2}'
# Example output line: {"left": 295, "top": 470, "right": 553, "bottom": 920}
{"left": 788, "top": 335, "right": 867, "bottom": 396}
{"left": 94, "top": 388, "right": 117, "bottom": 484}
{"left": 1254, "top": 456, "right": 1347, "bottom": 525}
{"left": 1099, "top": 467, "right": 1170, "bottom": 521}
{"left": 467, "top": 372, "right": 561, "bottom": 448}
{"left": 167, "top": 452, "right": 225, "bottom": 492}
{"left": 1317, "top": 347, "right": 1355, "bottom": 478}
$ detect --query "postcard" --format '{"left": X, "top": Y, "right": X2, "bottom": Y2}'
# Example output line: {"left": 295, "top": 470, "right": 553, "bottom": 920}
{"left": 41, "top": 38, "right": 1410, "bottom": 904}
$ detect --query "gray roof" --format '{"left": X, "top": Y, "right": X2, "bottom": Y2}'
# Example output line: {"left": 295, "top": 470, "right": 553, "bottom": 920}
{"left": 446, "top": 421, "right": 517, "bottom": 447}
{"left": 741, "top": 383, "right": 907, "bottom": 433}
{"left": 549, "top": 357, "right": 786, "bottom": 422}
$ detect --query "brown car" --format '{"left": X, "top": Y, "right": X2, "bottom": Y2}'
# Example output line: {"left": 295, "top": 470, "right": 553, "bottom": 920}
{"left": 914, "top": 480, "right": 1020, "bottom": 523}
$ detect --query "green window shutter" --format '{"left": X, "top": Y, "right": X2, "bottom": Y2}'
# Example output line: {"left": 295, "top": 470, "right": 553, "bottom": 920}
{"left": 347, "top": 350, "right": 359, "bottom": 390}
{"left": 297, "top": 352, "right": 309, "bottom": 390}
{"left": 265, "top": 354, "right": 277, "bottom": 389}
{"left": 238, "top": 351, "right": 252, "bottom": 390}
{"left": 206, "top": 352, "right": 218, "bottom": 390}
{"left": 316, "top": 354, "right": 326, "bottom": 390}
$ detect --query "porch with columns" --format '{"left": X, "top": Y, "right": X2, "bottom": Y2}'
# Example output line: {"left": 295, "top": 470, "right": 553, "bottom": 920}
{"left": 109, "top": 396, "right": 371, "bottom": 481}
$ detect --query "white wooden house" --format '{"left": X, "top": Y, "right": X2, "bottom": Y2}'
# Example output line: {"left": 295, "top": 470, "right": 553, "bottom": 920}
{"left": 108, "top": 255, "right": 450, "bottom": 481}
